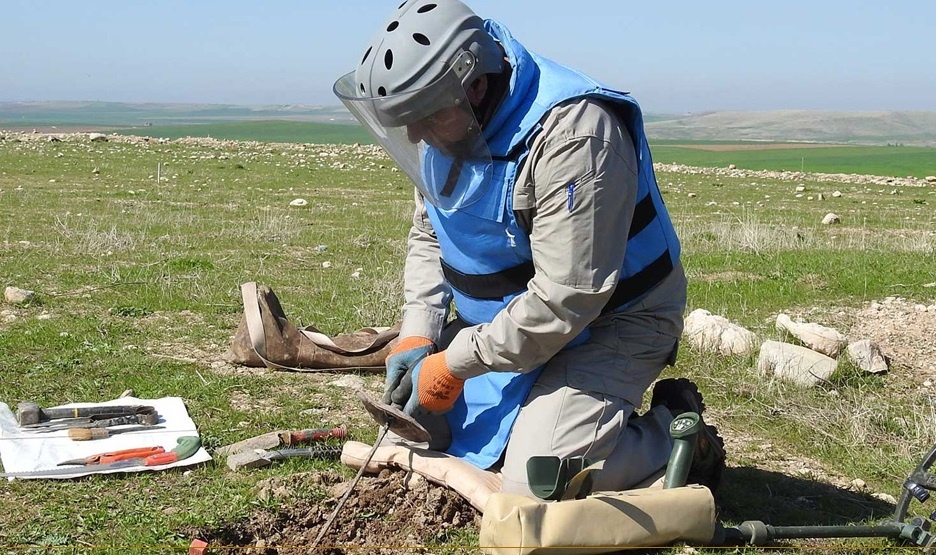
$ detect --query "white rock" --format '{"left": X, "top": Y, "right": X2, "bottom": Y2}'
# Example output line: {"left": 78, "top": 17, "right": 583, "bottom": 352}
{"left": 821, "top": 213, "right": 841, "bottom": 225}
{"left": 832, "top": 191, "right": 843, "bottom": 198}
{"left": 845, "top": 339, "right": 889, "bottom": 374}
{"left": 4, "top": 286, "right": 35, "bottom": 304}
{"left": 850, "top": 478, "right": 866, "bottom": 490}
{"left": 683, "top": 309, "right": 758, "bottom": 356}
{"left": 88, "top": 133, "right": 108, "bottom": 142}
{"left": 289, "top": 198, "right": 308, "bottom": 207}
{"left": 757, "top": 340, "right": 838, "bottom": 387}
{"left": 328, "top": 375, "right": 365, "bottom": 390}
{"left": 925, "top": 176, "right": 936, "bottom": 183}
{"left": 775, "top": 314, "right": 848, "bottom": 358}
{"left": 796, "top": 185, "right": 807, "bottom": 192}
{"left": 872, "top": 493, "right": 897, "bottom": 504}
{"left": 321, "top": 261, "right": 332, "bottom": 269}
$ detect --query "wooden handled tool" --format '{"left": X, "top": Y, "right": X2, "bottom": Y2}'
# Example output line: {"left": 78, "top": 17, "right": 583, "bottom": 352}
{"left": 68, "top": 425, "right": 166, "bottom": 441}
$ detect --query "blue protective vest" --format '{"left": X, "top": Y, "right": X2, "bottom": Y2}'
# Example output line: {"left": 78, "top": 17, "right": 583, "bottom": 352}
{"left": 423, "top": 20, "right": 681, "bottom": 469}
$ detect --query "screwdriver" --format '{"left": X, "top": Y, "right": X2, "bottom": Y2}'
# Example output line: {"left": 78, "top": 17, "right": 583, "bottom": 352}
{"left": 68, "top": 425, "right": 165, "bottom": 441}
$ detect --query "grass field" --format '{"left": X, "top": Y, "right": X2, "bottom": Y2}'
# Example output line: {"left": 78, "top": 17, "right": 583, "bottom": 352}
{"left": 650, "top": 141, "right": 936, "bottom": 178}
{"left": 0, "top": 132, "right": 935, "bottom": 553}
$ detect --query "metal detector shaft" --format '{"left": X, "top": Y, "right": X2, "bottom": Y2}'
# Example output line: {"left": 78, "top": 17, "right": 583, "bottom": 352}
{"left": 717, "top": 520, "right": 936, "bottom": 550}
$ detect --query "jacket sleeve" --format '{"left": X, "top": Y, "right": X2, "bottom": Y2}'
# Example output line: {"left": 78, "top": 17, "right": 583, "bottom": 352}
{"left": 445, "top": 99, "right": 639, "bottom": 378}
{"left": 399, "top": 189, "right": 453, "bottom": 343}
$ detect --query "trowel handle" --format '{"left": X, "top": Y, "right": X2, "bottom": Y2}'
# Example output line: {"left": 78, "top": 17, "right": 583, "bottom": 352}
{"left": 663, "top": 412, "right": 701, "bottom": 489}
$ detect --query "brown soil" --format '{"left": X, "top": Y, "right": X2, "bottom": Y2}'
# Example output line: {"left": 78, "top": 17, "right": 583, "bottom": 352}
{"left": 187, "top": 469, "right": 479, "bottom": 554}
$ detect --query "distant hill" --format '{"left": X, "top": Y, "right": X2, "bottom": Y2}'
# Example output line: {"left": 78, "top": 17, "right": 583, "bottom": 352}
{"left": 2, "top": 102, "right": 935, "bottom": 147}
{"left": 645, "top": 110, "right": 936, "bottom": 147}
{"left": 0, "top": 100, "right": 356, "bottom": 129}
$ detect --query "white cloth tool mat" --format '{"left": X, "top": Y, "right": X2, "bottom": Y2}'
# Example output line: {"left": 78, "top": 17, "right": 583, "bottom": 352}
{"left": 0, "top": 396, "right": 212, "bottom": 479}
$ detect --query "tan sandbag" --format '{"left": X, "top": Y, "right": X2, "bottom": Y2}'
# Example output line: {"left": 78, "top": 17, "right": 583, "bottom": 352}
{"left": 341, "top": 440, "right": 501, "bottom": 511}
{"left": 223, "top": 282, "right": 401, "bottom": 371}
{"left": 480, "top": 486, "right": 716, "bottom": 555}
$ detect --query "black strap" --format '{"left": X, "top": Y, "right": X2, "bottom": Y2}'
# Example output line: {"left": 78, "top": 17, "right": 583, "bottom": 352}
{"left": 441, "top": 249, "right": 672, "bottom": 311}
{"left": 439, "top": 158, "right": 464, "bottom": 199}
{"left": 628, "top": 194, "right": 657, "bottom": 239}
{"left": 601, "top": 250, "right": 673, "bottom": 313}
{"left": 441, "top": 258, "right": 535, "bottom": 300}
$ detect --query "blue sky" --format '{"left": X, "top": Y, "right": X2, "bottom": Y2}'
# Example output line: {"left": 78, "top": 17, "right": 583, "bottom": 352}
{"left": 3, "top": 0, "right": 934, "bottom": 113}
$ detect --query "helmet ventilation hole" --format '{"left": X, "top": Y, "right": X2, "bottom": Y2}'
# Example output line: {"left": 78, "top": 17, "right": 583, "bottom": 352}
{"left": 417, "top": 3, "right": 437, "bottom": 13}
{"left": 412, "top": 33, "right": 430, "bottom": 46}
{"left": 360, "top": 46, "right": 372, "bottom": 65}
{"left": 378, "top": 87, "right": 387, "bottom": 97}
{"left": 387, "top": 21, "right": 399, "bottom": 32}
{"left": 359, "top": 83, "right": 366, "bottom": 94}
{"left": 398, "top": 1, "right": 406, "bottom": 8}
{"left": 384, "top": 50, "right": 394, "bottom": 70}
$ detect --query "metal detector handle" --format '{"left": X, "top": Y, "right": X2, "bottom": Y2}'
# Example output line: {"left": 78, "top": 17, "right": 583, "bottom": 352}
{"left": 663, "top": 412, "right": 700, "bottom": 489}
{"left": 895, "top": 442, "right": 936, "bottom": 523}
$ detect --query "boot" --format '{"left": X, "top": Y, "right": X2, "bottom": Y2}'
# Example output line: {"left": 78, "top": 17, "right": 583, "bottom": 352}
{"left": 651, "top": 378, "right": 727, "bottom": 491}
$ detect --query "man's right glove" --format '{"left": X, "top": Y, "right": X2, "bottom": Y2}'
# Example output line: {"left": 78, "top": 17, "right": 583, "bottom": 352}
{"left": 383, "top": 336, "right": 435, "bottom": 407}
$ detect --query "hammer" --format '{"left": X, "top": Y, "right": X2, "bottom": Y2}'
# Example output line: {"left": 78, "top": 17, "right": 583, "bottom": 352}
{"left": 15, "top": 402, "right": 150, "bottom": 427}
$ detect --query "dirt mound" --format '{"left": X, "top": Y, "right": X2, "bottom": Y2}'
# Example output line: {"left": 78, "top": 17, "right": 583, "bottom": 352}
{"left": 848, "top": 296, "right": 936, "bottom": 381}
{"left": 190, "top": 469, "right": 479, "bottom": 554}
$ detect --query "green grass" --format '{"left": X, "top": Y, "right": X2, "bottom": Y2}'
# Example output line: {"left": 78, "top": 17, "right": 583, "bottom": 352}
{"left": 650, "top": 143, "right": 936, "bottom": 178}
{"left": 1, "top": 133, "right": 935, "bottom": 553}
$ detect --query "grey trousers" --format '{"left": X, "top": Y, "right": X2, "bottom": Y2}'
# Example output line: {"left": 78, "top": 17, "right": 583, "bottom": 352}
{"left": 394, "top": 265, "right": 687, "bottom": 498}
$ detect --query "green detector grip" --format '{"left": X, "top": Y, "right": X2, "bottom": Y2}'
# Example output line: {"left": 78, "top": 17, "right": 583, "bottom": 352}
{"left": 663, "top": 412, "right": 701, "bottom": 489}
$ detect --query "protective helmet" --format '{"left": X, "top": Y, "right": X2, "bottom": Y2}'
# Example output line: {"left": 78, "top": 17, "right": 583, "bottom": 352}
{"left": 350, "top": 0, "right": 504, "bottom": 126}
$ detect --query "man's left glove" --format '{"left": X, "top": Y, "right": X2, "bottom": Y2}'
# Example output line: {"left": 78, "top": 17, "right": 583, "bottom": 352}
{"left": 403, "top": 351, "right": 465, "bottom": 416}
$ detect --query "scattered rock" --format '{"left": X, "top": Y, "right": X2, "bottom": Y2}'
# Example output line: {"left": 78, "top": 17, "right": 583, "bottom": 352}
{"left": 683, "top": 309, "right": 758, "bottom": 356}
{"left": 925, "top": 176, "right": 936, "bottom": 183}
{"left": 4, "top": 286, "right": 35, "bottom": 304}
{"left": 88, "top": 133, "right": 108, "bottom": 142}
{"left": 821, "top": 213, "right": 841, "bottom": 225}
{"left": 289, "top": 198, "right": 308, "bottom": 207}
{"left": 757, "top": 340, "right": 838, "bottom": 387}
{"left": 872, "top": 492, "right": 897, "bottom": 504}
{"left": 845, "top": 340, "right": 889, "bottom": 374}
{"left": 775, "top": 313, "right": 848, "bottom": 358}
{"left": 328, "top": 375, "right": 366, "bottom": 390}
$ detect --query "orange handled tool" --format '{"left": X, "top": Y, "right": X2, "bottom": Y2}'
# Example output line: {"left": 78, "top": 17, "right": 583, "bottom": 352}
{"left": 57, "top": 446, "right": 166, "bottom": 466}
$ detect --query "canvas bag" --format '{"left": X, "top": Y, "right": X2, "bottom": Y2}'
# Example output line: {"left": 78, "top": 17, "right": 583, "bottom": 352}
{"left": 480, "top": 486, "right": 717, "bottom": 555}
{"left": 341, "top": 441, "right": 717, "bottom": 553}
{"left": 224, "top": 282, "right": 400, "bottom": 371}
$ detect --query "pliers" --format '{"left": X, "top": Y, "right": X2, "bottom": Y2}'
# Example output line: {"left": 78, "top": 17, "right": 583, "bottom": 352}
{"left": 57, "top": 446, "right": 166, "bottom": 466}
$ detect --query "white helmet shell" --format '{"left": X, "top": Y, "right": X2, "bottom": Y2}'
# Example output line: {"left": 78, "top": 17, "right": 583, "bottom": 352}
{"left": 353, "top": 0, "right": 503, "bottom": 123}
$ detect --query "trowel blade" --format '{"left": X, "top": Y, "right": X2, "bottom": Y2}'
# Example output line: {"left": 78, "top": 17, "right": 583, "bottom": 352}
{"left": 356, "top": 390, "right": 430, "bottom": 443}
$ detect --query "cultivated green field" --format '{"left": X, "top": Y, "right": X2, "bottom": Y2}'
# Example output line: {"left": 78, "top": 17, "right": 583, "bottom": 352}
{"left": 650, "top": 141, "right": 936, "bottom": 179}
{"left": 0, "top": 133, "right": 935, "bottom": 553}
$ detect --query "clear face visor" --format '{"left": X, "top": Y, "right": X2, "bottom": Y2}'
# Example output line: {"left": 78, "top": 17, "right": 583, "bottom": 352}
{"left": 334, "top": 53, "right": 493, "bottom": 211}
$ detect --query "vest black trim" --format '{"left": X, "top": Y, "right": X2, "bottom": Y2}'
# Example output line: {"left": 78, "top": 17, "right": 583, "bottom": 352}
{"left": 441, "top": 258, "right": 536, "bottom": 300}
{"left": 628, "top": 193, "right": 657, "bottom": 240}
{"left": 600, "top": 250, "right": 673, "bottom": 312}
{"left": 441, "top": 249, "right": 672, "bottom": 312}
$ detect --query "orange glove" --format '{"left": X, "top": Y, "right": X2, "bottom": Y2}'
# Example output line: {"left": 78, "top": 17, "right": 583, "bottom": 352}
{"left": 383, "top": 336, "right": 436, "bottom": 406}
{"left": 410, "top": 351, "right": 465, "bottom": 414}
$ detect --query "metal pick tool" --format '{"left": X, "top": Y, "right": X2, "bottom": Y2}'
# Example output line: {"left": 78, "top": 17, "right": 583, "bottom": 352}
{"left": 356, "top": 389, "right": 431, "bottom": 443}
{"left": 310, "top": 390, "right": 430, "bottom": 548}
